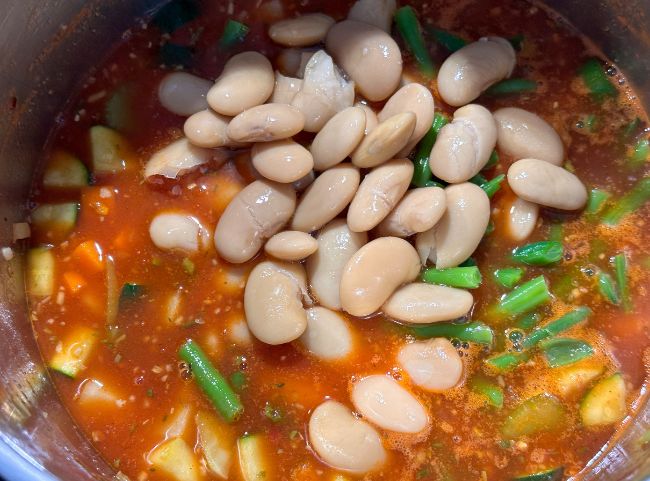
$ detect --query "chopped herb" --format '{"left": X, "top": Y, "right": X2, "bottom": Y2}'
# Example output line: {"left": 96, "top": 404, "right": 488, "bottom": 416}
{"left": 230, "top": 371, "right": 247, "bottom": 390}
{"left": 182, "top": 257, "right": 195, "bottom": 275}
{"left": 408, "top": 321, "right": 494, "bottom": 345}
{"left": 146, "top": 388, "right": 154, "bottom": 398}
{"left": 264, "top": 402, "right": 283, "bottom": 422}
{"left": 219, "top": 19, "right": 249, "bottom": 49}
{"left": 485, "top": 78, "right": 537, "bottom": 96}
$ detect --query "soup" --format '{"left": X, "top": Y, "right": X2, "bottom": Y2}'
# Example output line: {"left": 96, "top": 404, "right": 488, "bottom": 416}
{"left": 24, "top": 0, "right": 650, "bottom": 480}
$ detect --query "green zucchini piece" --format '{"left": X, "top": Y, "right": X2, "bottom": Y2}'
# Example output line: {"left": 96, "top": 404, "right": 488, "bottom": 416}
{"left": 90, "top": 126, "right": 129, "bottom": 174}
{"left": 580, "top": 373, "right": 627, "bottom": 427}
{"left": 512, "top": 467, "right": 564, "bottom": 481}
{"left": 42, "top": 151, "right": 89, "bottom": 189}
{"left": 49, "top": 327, "right": 97, "bottom": 378}
{"left": 26, "top": 247, "right": 55, "bottom": 297}
{"left": 148, "top": 437, "right": 201, "bottom": 481}
{"left": 31, "top": 203, "right": 79, "bottom": 240}
{"left": 502, "top": 393, "right": 565, "bottom": 439}
{"left": 237, "top": 434, "right": 268, "bottom": 481}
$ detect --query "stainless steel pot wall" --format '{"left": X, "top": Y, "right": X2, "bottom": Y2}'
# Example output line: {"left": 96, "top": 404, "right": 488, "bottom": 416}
{"left": 0, "top": 1, "right": 648, "bottom": 480}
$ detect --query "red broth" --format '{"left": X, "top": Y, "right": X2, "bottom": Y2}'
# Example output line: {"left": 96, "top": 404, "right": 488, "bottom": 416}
{"left": 27, "top": 0, "right": 649, "bottom": 480}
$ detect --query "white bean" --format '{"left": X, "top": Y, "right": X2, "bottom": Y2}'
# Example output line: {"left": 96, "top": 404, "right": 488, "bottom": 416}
{"left": 347, "top": 0, "right": 397, "bottom": 32}
{"left": 299, "top": 307, "right": 353, "bottom": 360}
{"left": 251, "top": 139, "right": 314, "bottom": 183}
{"left": 311, "top": 107, "right": 366, "bottom": 171}
{"left": 214, "top": 180, "right": 296, "bottom": 263}
{"left": 270, "top": 72, "right": 303, "bottom": 104}
{"left": 494, "top": 107, "right": 564, "bottom": 165}
{"left": 378, "top": 83, "right": 435, "bottom": 156}
{"left": 149, "top": 212, "right": 210, "bottom": 253}
{"left": 158, "top": 72, "right": 212, "bottom": 116}
{"left": 347, "top": 159, "right": 413, "bottom": 232}
{"left": 429, "top": 104, "right": 497, "bottom": 183}
{"left": 397, "top": 338, "right": 463, "bottom": 391}
{"left": 351, "top": 112, "right": 416, "bottom": 168}
{"left": 308, "top": 400, "right": 385, "bottom": 474}
{"left": 184, "top": 109, "right": 238, "bottom": 149}
{"left": 351, "top": 375, "right": 428, "bottom": 433}
{"left": 506, "top": 197, "right": 539, "bottom": 242}
{"left": 507, "top": 158, "right": 588, "bottom": 210}
{"left": 207, "top": 52, "right": 274, "bottom": 116}
{"left": 382, "top": 283, "right": 473, "bottom": 324}
{"left": 376, "top": 186, "right": 446, "bottom": 237}
{"left": 437, "top": 37, "right": 516, "bottom": 106}
{"left": 357, "top": 103, "right": 379, "bottom": 134}
{"left": 291, "top": 50, "right": 355, "bottom": 132}
{"left": 340, "top": 237, "right": 420, "bottom": 317}
{"left": 415, "top": 227, "right": 436, "bottom": 265}
{"left": 306, "top": 219, "right": 367, "bottom": 310}
{"left": 244, "top": 261, "right": 308, "bottom": 345}
{"left": 226, "top": 103, "right": 305, "bottom": 143}
{"left": 144, "top": 138, "right": 213, "bottom": 180}
{"left": 268, "top": 14, "right": 335, "bottom": 47}
{"left": 326, "top": 20, "right": 402, "bottom": 101}
{"left": 291, "top": 163, "right": 360, "bottom": 232}
{"left": 264, "top": 231, "right": 318, "bottom": 261}
{"left": 433, "top": 183, "right": 491, "bottom": 268}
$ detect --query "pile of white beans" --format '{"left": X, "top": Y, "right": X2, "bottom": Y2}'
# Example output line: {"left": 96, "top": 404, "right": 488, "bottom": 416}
{"left": 147, "top": 0, "right": 588, "bottom": 473}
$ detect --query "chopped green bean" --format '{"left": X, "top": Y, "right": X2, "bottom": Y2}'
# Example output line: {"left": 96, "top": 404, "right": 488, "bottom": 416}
{"left": 549, "top": 223, "right": 564, "bottom": 243}
{"left": 395, "top": 7, "right": 435, "bottom": 77}
{"left": 522, "top": 306, "right": 592, "bottom": 349}
{"left": 469, "top": 173, "right": 488, "bottom": 186}
{"left": 219, "top": 19, "right": 249, "bottom": 49}
{"left": 508, "top": 34, "right": 525, "bottom": 51}
{"left": 412, "top": 113, "right": 449, "bottom": 187}
{"left": 484, "top": 351, "right": 529, "bottom": 372}
{"left": 579, "top": 58, "right": 617, "bottom": 100}
{"left": 485, "top": 220, "right": 495, "bottom": 236}
{"left": 179, "top": 339, "right": 243, "bottom": 422}
{"left": 481, "top": 174, "right": 506, "bottom": 198}
{"left": 586, "top": 188, "right": 611, "bottom": 214}
{"left": 493, "top": 268, "right": 524, "bottom": 289}
{"left": 421, "top": 266, "right": 482, "bottom": 289}
{"left": 459, "top": 257, "right": 477, "bottom": 267}
{"left": 153, "top": 0, "right": 199, "bottom": 33}
{"left": 602, "top": 177, "right": 650, "bottom": 225}
{"left": 512, "top": 241, "right": 564, "bottom": 266}
{"left": 427, "top": 27, "right": 467, "bottom": 52}
{"left": 120, "top": 283, "right": 145, "bottom": 302}
{"left": 470, "top": 377, "right": 504, "bottom": 408}
{"left": 483, "top": 150, "right": 500, "bottom": 170}
{"left": 613, "top": 253, "right": 632, "bottom": 312}
{"left": 629, "top": 138, "right": 649, "bottom": 169}
{"left": 491, "top": 275, "right": 552, "bottom": 319}
{"left": 596, "top": 270, "right": 620, "bottom": 305}
{"left": 408, "top": 321, "right": 494, "bottom": 345}
{"left": 516, "top": 312, "right": 541, "bottom": 330}
{"left": 539, "top": 337, "right": 594, "bottom": 367}
{"left": 485, "top": 78, "right": 537, "bottom": 96}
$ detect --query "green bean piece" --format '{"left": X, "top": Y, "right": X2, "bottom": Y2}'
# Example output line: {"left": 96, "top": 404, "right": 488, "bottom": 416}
{"left": 219, "top": 19, "right": 250, "bottom": 49}
{"left": 483, "top": 150, "right": 500, "bottom": 170}
{"left": 484, "top": 351, "right": 529, "bottom": 372}
{"left": 179, "top": 339, "right": 243, "bottom": 422}
{"left": 539, "top": 337, "right": 594, "bottom": 367}
{"left": 481, "top": 174, "right": 506, "bottom": 198}
{"left": 508, "top": 34, "right": 525, "bottom": 51}
{"left": 409, "top": 321, "right": 494, "bottom": 345}
{"left": 613, "top": 253, "right": 632, "bottom": 312}
{"left": 412, "top": 113, "right": 449, "bottom": 187}
{"left": 470, "top": 377, "right": 504, "bottom": 408}
{"left": 629, "top": 138, "right": 649, "bottom": 169}
{"left": 469, "top": 173, "right": 488, "bottom": 186}
{"left": 579, "top": 58, "right": 617, "bottom": 99}
{"left": 596, "top": 270, "right": 620, "bottom": 305}
{"left": 492, "top": 275, "right": 552, "bottom": 319}
{"left": 395, "top": 7, "right": 435, "bottom": 77}
{"left": 153, "top": 0, "right": 199, "bottom": 33}
{"left": 602, "top": 177, "right": 650, "bottom": 225}
{"left": 485, "top": 78, "right": 537, "bottom": 96}
{"left": 485, "top": 220, "right": 495, "bottom": 236}
{"left": 512, "top": 241, "right": 563, "bottom": 266}
{"left": 586, "top": 188, "right": 611, "bottom": 215}
{"left": 421, "top": 266, "right": 482, "bottom": 289}
{"left": 548, "top": 223, "right": 564, "bottom": 243}
{"left": 459, "top": 257, "right": 478, "bottom": 267}
{"left": 516, "top": 312, "right": 541, "bottom": 330}
{"left": 493, "top": 268, "right": 524, "bottom": 289}
{"left": 521, "top": 306, "right": 592, "bottom": 349}
{"left": 427, "top": 27, "right": 467, "bottom": 52}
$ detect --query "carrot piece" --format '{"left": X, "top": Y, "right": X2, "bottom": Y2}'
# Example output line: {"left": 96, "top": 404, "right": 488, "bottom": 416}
{"left": 72, "top": 240, "right": 104, "bottom": 272}
{"left": 63, "top": 271, "right": 87, "bottom": 293}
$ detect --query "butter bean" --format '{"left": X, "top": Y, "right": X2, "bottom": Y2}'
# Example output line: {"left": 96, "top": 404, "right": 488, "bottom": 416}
{"left": 158, "top": 72, "right": 211, "bottom": 116}
{"left": 299, "top": 307, "right": 353, "bottom": 360}
{"left": 376, "top": 186, "right": 446, "bottom": 237}
{"left": 144, "top": 138, "right": 212, "bottom": 179}
{"left": 227, "top": 103, "right": 305, "bottom": 143}
{"left": 269, "top": 13, "right": 335, "bottom": 47}
{"left": 311, "top": 107, "right": 366, "bottom": 171}
{"left": 264, "top": 230, "right": 318, "bottom": 261}
{"left": 397, "top": 338, "right": 463, "bottom": 391}
{"left": 382, "top": 283, "right": 473, "bottom": 323}
{"left": 251, "top": 139, "right": 314, "bottom": 183}
{"left": 351, "top": 112, "right": 416, "bottom": 168}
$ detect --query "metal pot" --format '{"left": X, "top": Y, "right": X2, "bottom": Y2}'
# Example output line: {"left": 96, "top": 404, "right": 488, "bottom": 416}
{"left": 0, "top": 1, "right": 648, "bottom": 480}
